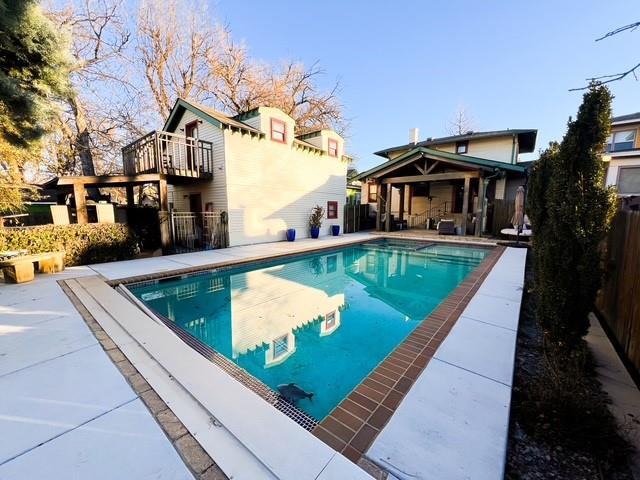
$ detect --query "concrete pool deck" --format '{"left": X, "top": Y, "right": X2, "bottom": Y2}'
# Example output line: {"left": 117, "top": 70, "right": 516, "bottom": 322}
{"left": 0, "top": 232, "right": 526, "bottom": 479}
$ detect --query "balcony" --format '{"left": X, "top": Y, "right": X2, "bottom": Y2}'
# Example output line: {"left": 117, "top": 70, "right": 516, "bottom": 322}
{"left": 122, "top": 130, "right": 213, "bottom": 179}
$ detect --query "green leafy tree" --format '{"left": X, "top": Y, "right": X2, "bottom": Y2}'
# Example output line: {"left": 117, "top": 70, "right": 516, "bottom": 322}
{"left": 0, "top": 0, "right": 69, "bottom": 214}
{"left": 528, "top": 84, "right": 613, "bottom": 348}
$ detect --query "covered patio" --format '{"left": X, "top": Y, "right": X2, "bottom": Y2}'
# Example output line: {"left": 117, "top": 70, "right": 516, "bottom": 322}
{"left": 355, "top": 147, "right": 527, "bottom": 237}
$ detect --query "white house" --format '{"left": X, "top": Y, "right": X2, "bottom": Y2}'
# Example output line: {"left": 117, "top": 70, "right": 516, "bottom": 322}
{"left": 121, "top": 98, "right": 349, "bottom": 248}
{"left": 605, "top": 112, "right": 640, "bottom": 207}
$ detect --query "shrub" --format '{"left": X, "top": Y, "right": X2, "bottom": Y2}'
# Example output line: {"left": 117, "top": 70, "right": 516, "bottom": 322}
{"left": 0, "top": 223, "right": 140, "bottom": 266}
{"left": 527, "top": 84, "right": 613, "bottom": 349}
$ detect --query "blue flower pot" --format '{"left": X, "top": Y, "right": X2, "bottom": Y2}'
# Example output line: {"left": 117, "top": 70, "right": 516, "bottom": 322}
{"left": 310, "top": 226, "right": 320, "bottom": 239}
{"left": 286, "top": 228, "right": 296, "bottom": 242}
{"left": 331, "top": 225, "right": 340, "bottom": 236}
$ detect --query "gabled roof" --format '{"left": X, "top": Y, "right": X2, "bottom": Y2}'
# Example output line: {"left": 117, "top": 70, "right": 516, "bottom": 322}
{"left": 163, "top": 98, "right": 263, "bottom": 136}
{"left": 612, "top": 112, "right": 640, "bottom": 124}
{"left": 375, "top": 129, "right": 537, "bottom": 158}
{"left": 354, "top": 146, "right": 526, "bottom": 181}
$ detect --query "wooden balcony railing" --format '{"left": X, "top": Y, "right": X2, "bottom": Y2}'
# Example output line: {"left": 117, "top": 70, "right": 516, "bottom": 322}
{"left": 122, "top": 130, "right": 213, "bottom": 178}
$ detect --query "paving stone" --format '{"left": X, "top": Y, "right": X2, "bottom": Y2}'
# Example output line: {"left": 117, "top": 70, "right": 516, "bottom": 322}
{"left": 175, "top": 435, "right": 214, "bottom": 474}
{"left": 140, "top": 389, "right": 168, "bottom": 415}
{"left": 156, "top": 408, "right": 188, "bottom": 440}
{"left": 106, "top": 348, "right": 126, "bottom": 363}
{"left": 115, "top": 358, "right": 137, "bottom": 377}
{"left": 200, "top": 463, "right": 228, "bottom": 480}
{"left": 128, "top": 372, "right": 152, "bottom": 394}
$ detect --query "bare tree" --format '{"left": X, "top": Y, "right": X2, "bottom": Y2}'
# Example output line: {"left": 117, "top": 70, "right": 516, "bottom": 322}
{"left": 571, "top": 21, "right": 640, "bottom": 91}
{"left": 137, "top": 0, "right": 221, "bottom": 119}
{"left": 446, "top": 106, "right": 475, "bottom": 135}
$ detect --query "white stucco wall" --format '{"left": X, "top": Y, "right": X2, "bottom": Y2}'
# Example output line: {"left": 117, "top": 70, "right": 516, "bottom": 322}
{"left": 223, "top": 109, "right": 347, "bottom": 246}
{"left": 606, "top": 156, "right": 640, "bottom": 194}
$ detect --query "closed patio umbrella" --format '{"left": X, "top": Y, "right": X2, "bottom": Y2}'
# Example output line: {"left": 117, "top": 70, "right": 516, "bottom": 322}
{"left": 512, "top": 186, "right": 525, "bottom": 243}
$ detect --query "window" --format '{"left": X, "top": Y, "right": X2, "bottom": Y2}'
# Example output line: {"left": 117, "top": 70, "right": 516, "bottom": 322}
{"left": 456, "top": 140, "right": 468, "bottom": 154}
{"left": 270, "top": 118, "right": 286, "bottom": 143}
{"left": 607, "top": 130, "right": 636, "bottom": 152}
{"left": 272, "top": 334, "right": 289, "bottom": 359}
{"left": 367, "top": 184, "right": 378, "bottom": 203}
{"left": 327, "top": 255, "right": 337, "bottom": 273}
{"left": 618, "top": 167, "right": 640, "bottom": 194}
{"left": 324, "top": 311, "right": 336, "bottom": 329}
{"left": 327, "top": 201, "right": 338, "bottom": 219}
{"left": 328, "top": 138, "right": 338, "bottom": 157}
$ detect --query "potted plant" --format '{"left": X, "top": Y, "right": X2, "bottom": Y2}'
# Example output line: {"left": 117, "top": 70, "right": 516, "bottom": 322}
{"left": 309, "top": 205, "right": 324, "bottom": 239}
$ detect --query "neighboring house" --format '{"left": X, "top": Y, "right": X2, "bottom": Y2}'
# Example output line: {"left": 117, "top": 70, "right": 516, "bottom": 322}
{"left": 605, "top": 113, "right": 640, "bottom": 204}
{"left": 355, "top": 127, "right": 537, "bottom": 235}
{"left": 124, "top": 98, "right": 348, "bottom": 247}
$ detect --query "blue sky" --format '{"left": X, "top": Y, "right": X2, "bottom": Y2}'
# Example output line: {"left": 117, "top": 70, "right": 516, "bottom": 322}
{"left": 214, "top": 0, "right": 640, "bottom": 171}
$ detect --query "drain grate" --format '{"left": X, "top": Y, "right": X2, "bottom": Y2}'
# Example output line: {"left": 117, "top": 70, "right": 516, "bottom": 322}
{"left": 155, "top": 312, "right": 319, "bottom": 432}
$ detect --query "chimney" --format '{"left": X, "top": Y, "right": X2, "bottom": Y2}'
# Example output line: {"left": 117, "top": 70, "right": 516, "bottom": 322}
{"left": 410, "top": 128, "right": 419, "bottom": 144}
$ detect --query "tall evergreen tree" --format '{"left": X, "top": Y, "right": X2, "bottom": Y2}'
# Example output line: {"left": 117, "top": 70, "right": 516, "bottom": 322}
{"left": 0, "top": 0, "right": 69, "bottom": 214}
{"left": 0, "top": 0, "right": 69, "bottom": 145}
{"left": 529, "top": 84, "right": 613, "bottom": 348}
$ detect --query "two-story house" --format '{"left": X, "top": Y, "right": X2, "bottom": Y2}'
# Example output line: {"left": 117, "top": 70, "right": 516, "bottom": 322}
{"left": 121, "top": 98, "right": 349, "bottom": 247}
{"left": 354, "top": 128, "right": 537, "bottom": 235}
{"left": 605, "top": 112, "right": 640, "bottom": 205}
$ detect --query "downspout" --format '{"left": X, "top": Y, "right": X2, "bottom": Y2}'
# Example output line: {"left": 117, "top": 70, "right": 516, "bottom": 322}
{"left": 510, "top": 134, "right": 517, "bottom": 164}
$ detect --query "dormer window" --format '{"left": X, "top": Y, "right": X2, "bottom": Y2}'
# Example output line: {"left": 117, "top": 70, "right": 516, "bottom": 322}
{"left": 270, "top": 118, "right": 286, "bottom": 143}
{"left": 328, "top": 138, "right": 338, "bottom": 157}
{"left": 456, "top": 140, "right": 468, "bottom": 154}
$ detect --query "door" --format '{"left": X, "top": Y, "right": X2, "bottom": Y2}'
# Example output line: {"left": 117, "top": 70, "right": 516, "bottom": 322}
{"left": 189, "top": 193, "right": 202, "bottom": 212}
{"left": 185, "top": 120, "right": 198, "bottom": 170}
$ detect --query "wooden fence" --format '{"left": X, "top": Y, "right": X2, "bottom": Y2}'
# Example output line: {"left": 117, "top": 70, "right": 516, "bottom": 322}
{"left": 596, "top": 210, "right": 640, "bottom": 374}
{"left": 343, "top": 204, "right": 371, "bottom": 233}
{"left": 490, "top": 199, "right": 515, "bottom": 236}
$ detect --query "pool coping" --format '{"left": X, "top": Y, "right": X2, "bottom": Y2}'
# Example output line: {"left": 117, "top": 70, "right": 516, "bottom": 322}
{"left": 312, "top": 245, "right": 506, "bottom": 463}
{"left": 60, "top": 233, "right": 510, "bottom": 479}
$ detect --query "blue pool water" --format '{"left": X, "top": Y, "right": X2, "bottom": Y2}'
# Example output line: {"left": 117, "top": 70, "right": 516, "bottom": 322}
{"left": 130, "top": 240, "right": 489, "bottom": 420}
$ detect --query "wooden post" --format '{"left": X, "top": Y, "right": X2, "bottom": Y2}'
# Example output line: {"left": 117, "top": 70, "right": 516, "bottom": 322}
{"left": 476, "top": 176, "right": 487, "bottom": 237}
{"left": 461, "top": 176, "right": 471, "bottom": 235}
{"left": 398, "top": 186, "right": 405, "bottom": 223}
{"left": 385, "top": 184, "right": 392, "bottom": 232}
{"left": 158, "top": 178, "right": 171, "bottom": 252}
{"left": 73, "top": 182, "right": 88, "bottom": 224}
{"left": 375, "top": 182, "right": 383, "bottom": 231}
{"left": 126, "top": 185, "right": 135, "bottom": 207}
{"left": 407, "top": 185, "right": 413, "bottom": 215}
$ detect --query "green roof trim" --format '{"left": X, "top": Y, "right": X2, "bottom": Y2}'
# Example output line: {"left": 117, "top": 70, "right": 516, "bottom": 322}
{"left": 354, "top": 147, "right": 526, "bottom": 181}
{"left": 296, "top": 130, "right": 323, "bottom": 140}
{"left": 233, "top": 107, "right": 260, "bottom": 121}
{"left": 163, "top": 98, "right": 263, "bottom": 136}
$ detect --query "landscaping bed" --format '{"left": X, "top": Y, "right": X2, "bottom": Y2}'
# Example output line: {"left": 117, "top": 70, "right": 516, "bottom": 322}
{"left": 506, "top": 252, "right": 633, "bottom": 480}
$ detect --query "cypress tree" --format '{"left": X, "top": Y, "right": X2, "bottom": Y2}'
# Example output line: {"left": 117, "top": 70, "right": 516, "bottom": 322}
{"left": 530, "top": 84, "right": 613, "bottom": 348}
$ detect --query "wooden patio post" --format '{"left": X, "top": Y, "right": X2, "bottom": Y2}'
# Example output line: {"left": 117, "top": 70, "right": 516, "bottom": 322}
{"left": 158, "top": 178, "right": 171, "bottom": 252}
{"left": 398, "top": 186, "right": 405, "bottom": 224}
{"left": 476, "top": 176, "right": 487, "bottom": 237}
{"left": 376, "top": 182, "right": 383, "bottom": 231}
{"left": 385, "top": 184, "right": 392, "bottom": 232}
{"left": 73, "top": 182, "right": 88, "bottom": 224}
{"left": 126, "top": 185, "right": 135, "bottom": 207}
{"left": 461, "top": 176, "right": 471, "bottom": 235}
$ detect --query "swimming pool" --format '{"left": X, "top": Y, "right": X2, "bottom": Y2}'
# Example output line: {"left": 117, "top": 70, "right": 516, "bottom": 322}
{"left": 130, "top": 239, "right": 489, "bottom": 421}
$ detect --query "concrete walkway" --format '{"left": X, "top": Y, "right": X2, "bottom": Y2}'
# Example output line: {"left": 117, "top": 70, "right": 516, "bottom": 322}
{"left": 0, "top": 234, "right": 371, "bottom": 479}
{"left": 0, "top": 267, "right": 193, "bottom": 479}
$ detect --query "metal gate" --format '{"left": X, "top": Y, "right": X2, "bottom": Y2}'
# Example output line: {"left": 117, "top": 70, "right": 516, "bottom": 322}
{"left": 170, "top": 211, "right": 229, "bottom": 253}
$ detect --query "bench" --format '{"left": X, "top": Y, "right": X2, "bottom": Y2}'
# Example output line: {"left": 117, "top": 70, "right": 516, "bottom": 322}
{"left": 0, "top": 252, "right": 65, "bottom": 283}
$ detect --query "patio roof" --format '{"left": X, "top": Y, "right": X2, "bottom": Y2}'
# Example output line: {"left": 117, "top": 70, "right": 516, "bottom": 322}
{"left": 354, "top": 147, "right": 527, "bottom": 182}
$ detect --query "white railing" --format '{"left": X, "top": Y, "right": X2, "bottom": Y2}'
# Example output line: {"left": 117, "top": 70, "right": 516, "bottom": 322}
{"left": 122, "top": 130, "right": 213, "bottom": 178}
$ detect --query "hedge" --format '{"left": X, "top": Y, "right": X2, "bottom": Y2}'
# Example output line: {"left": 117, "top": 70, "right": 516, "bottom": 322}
{"left": 0, "top": 223, "right": 140, "bottom": 266}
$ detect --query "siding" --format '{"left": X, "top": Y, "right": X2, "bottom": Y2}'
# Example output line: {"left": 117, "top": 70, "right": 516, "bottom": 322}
{"left": 167, "top": 110, "right": 227, "bottom": 211}
{"left": 385, "top": 135, "right": 517, "bottom": 163}
{"left": 223, "top": 127, "right": 347, "bottom": 246}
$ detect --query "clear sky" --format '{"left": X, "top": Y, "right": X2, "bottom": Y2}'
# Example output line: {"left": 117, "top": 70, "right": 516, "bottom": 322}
{"left": 213, "top": 0, "right": 640, "bottom": 171}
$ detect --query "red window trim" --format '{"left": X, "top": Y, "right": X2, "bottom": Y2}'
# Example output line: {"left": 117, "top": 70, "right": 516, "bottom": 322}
{"left": 328, "top": 138, "right": 338, "bottom": 157}
{"left": 327, "top": 201, "right": 338, "bottom": 219}
{"left": 270, "top": 118, "right": 287, "bottom": 143}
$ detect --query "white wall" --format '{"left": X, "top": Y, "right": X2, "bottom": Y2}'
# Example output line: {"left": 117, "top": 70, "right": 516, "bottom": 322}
{"left": 223, "top": 109, "right": 347, "bottom": 246}
{"left": 167, "top": 109, "right": 227, "bottom": 212}
{"left": 606, "top": 156, "right": 640, "bottom": 193}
